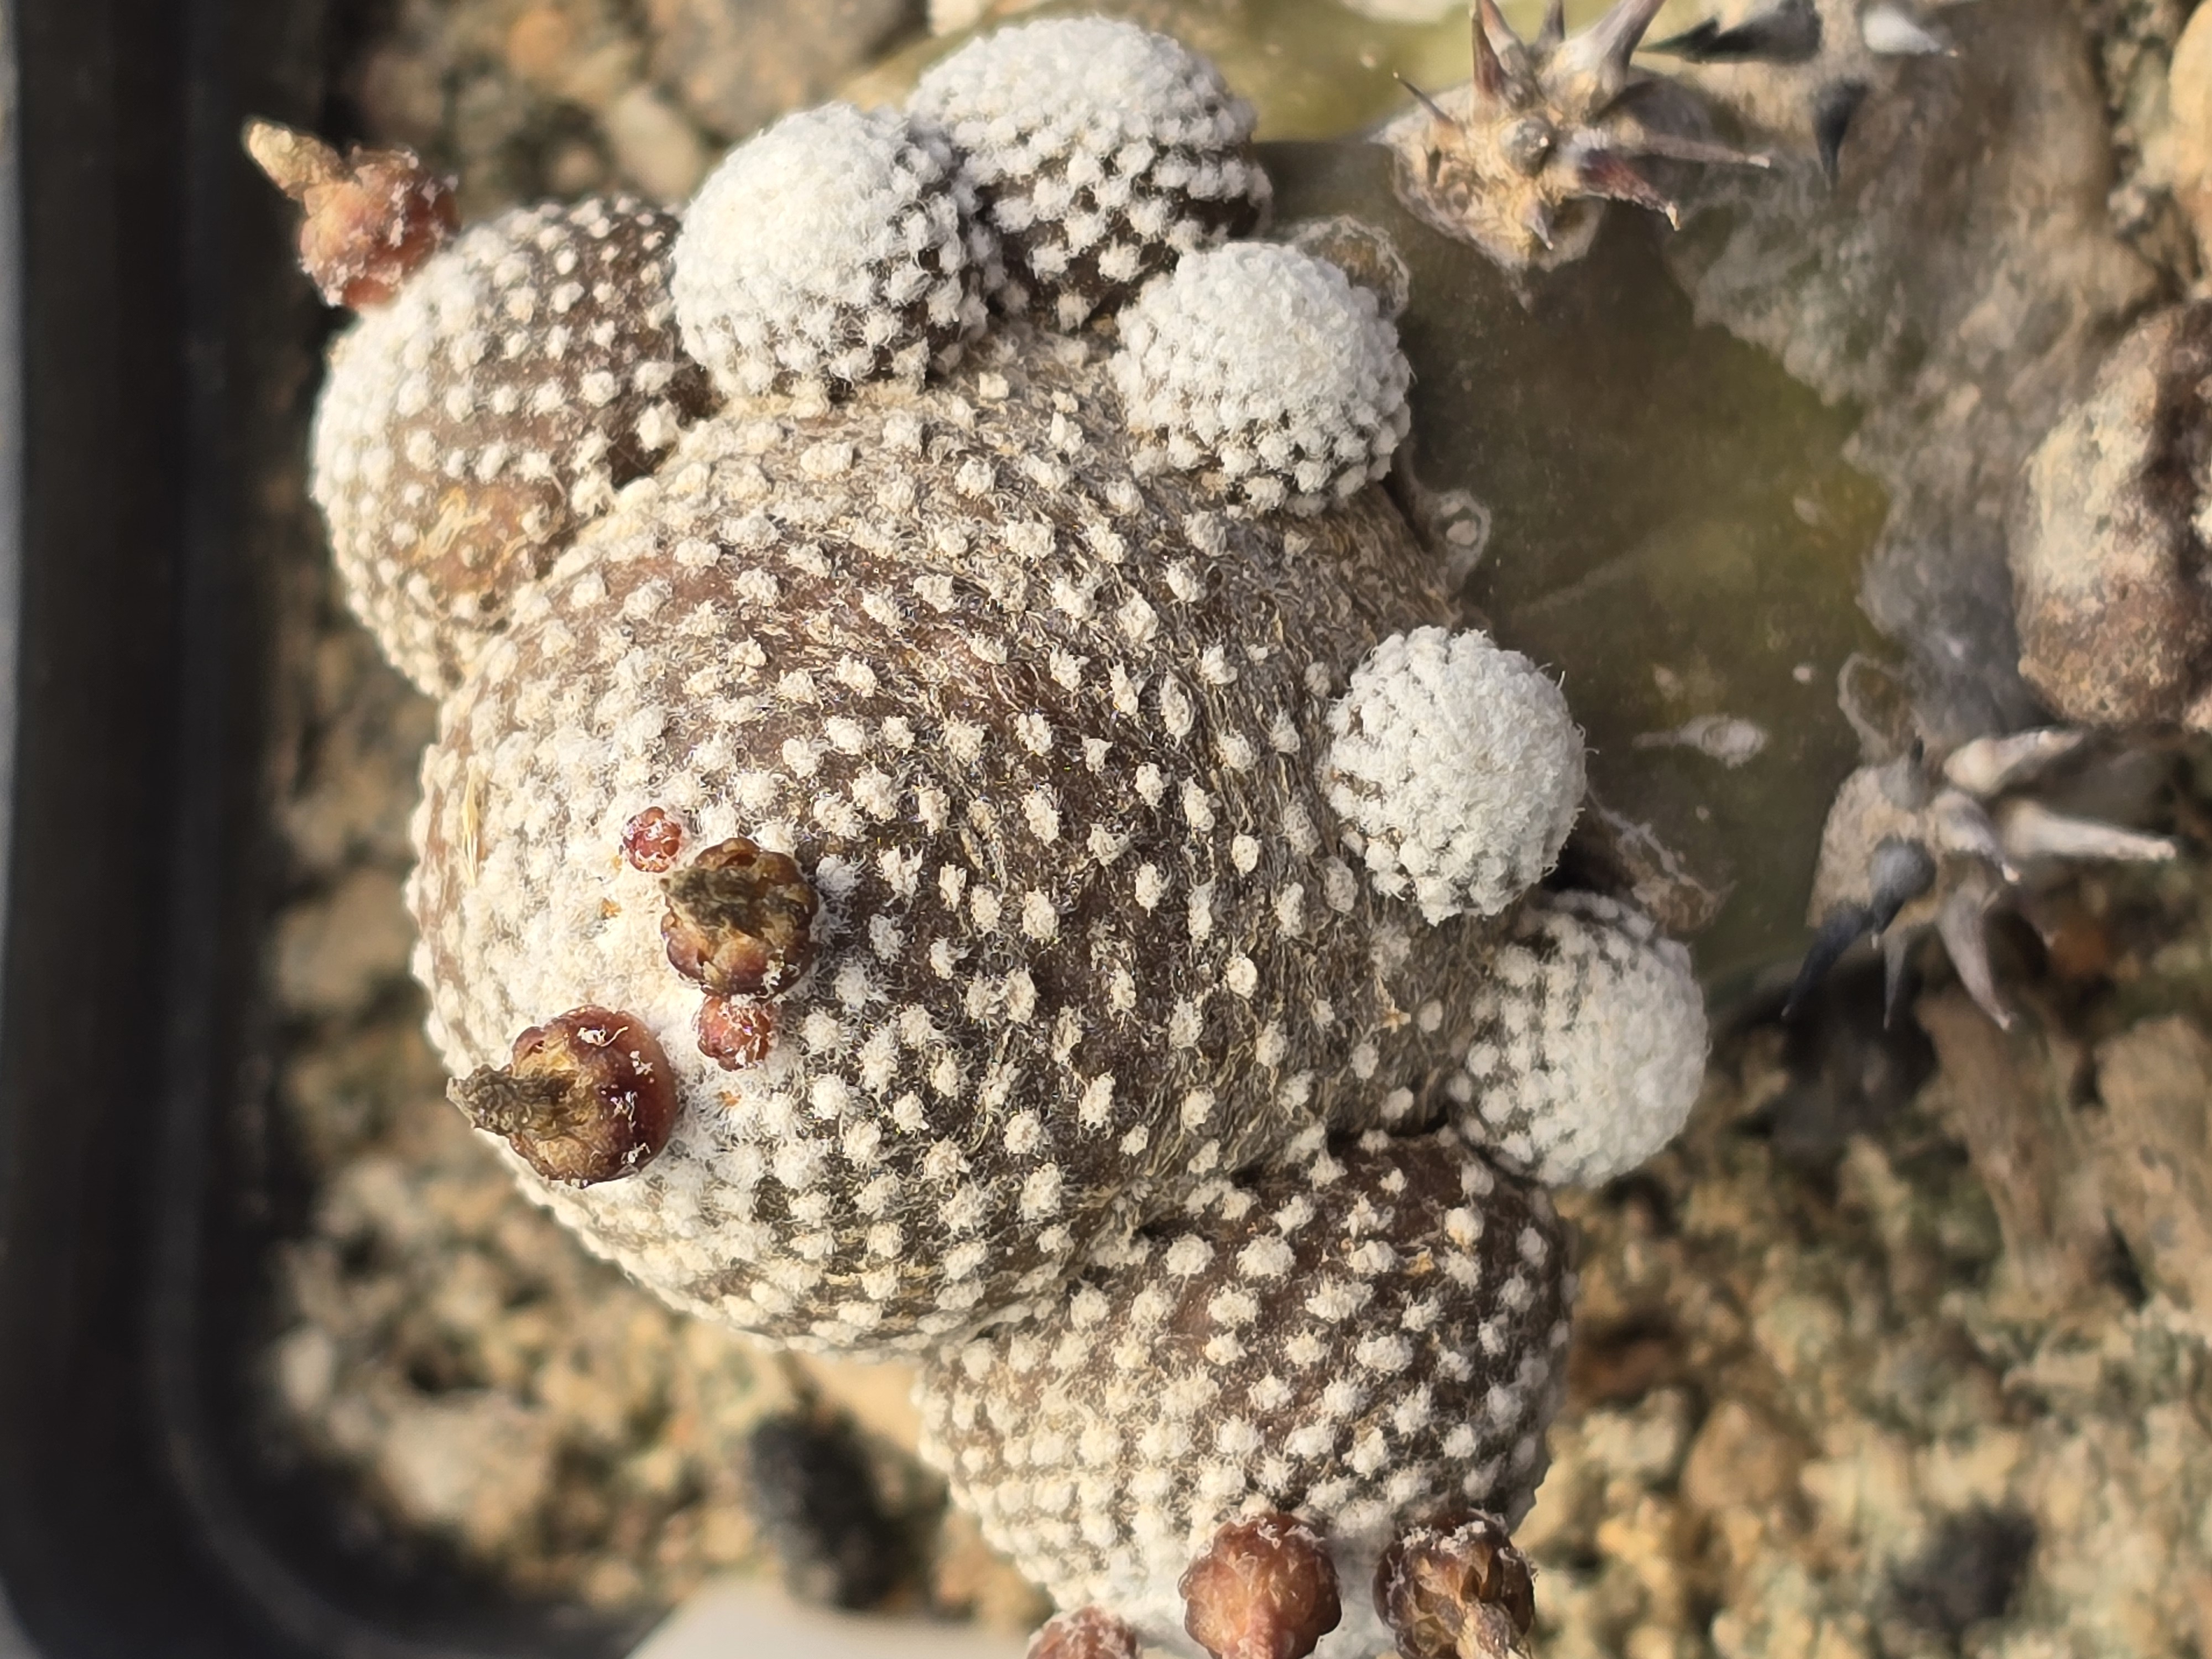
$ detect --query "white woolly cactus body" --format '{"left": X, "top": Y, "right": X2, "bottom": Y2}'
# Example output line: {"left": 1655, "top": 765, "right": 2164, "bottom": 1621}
{"left": 1112, "top": 242, "right": 1411, "bottom": 514}
{"left": 1323, "top": 628, "right": 1585, "bottom": 923}
{"left": 274, "top": 20, "right": 1718, "bottom": 1658}
{"left": 908, "top": 17, "right": 1271, "bottom": 328}
{"left": 671, "top": 103, "right": 992, "bottom": 402}
{"left": 1457, "top": 891, "right": 1708, "bottom": 1187}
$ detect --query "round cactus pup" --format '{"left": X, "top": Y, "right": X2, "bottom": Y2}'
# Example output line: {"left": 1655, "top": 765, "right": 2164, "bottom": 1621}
{"left": 910, "top": 18, "right": 1271, "bottom": 328}
{"left": 1322, "top": 628, "right": 1585, "bottom": 924}
{"left": 1454, "top": 890, "right": 1708, "bottom": 1187}
{"left": 671, "top": 103, "right": 995, "bottom": 403}
{"left": 1110, "top": 242, "right": 1411, "bottom": 515}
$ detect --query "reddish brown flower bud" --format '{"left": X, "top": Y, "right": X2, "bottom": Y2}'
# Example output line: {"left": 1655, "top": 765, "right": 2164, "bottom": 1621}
{"left": 448, "top": 1006, "right": 678, "bottom": 1186}
{"left": 1374, "top": 1513, "right": 1535, "bottom": 1659}
{"left": 622, "top": 806, "right": 686, "bottom": 873}
{"left": 1181, "top": 1514, "right": 1342, "bottom": 1659}
{"left": 696, "top": 994, "right": 778, "bottom": 1070}
{"left": 243, "top": 118, "right": 458, "bottom": 309}
{"left": 661, "top": 837, "right": 819, "bottom": 997}
{"left": 1027, "top": 1606, "right": 1141, "bottom": 1659}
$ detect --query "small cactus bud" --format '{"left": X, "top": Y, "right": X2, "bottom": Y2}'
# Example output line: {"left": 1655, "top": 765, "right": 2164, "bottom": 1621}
{"left": 696, "top": 994, "right": 778, "bottom": 1071}
{"left": 1374, "top": 1513, "right": 1535, "bottom": 1659}
{"left": 448, "top": 1006, "right": 677, "bottom": 1185}
{"left": 243, "top": 117, "right": 457, "bottom": 309}
{"left": 622, "top": 806, "right": 686, "bottom": 873}
{"left": 1180, "top": 1514, "right": 1342, "bottom": 1659}
{"left": 1027, "top": 1607, "right": 1141, "bottom": 1659}
{"left": 660, "top": 837, "right": 819, "bottom": 997}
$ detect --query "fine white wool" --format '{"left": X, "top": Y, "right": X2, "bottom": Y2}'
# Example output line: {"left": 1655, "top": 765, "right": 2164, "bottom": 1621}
{"left": 1323, "top": 628, "right": 1584, "bottom": 921}
{"left": 910, "top": 17, "right": 1251, "bottom": 158}
{"left": 1113, "top": 242, "right": 1410, "bottom": 514}
{"left": 1457, "top": 891, "right": 1708, "bottom": 1188}
{"left": 672, "top": 103, "right": 989, "bottom": 399}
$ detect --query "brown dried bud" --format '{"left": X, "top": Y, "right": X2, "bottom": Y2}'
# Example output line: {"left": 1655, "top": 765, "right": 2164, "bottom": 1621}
{"left": 448, "top": 1006, "right": 678, "bottom": 1186}
{"left": 696, "top": 994, "right": 778, "bottom": 1071}
{"left": 1374, "top": 1513, "right": 1535, "bottom": 1659}
{"left": 243, "top": 118, "right": 458, "bottom": 309}
{"left": 1027, "top": 1606, "right": 1141, "bottom": 1659}
{"left": 1180, "top": 1514, "right": 1342, "bottom": 1659}
{"left": 622, "top": 806, "right": 686, "bottom": 873}
{"left": 661, "top": 837, "right": 818, "bottom": 997}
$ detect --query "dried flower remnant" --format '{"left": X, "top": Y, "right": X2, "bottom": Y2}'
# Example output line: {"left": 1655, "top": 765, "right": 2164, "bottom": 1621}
{"left": 447, "top": 1005, "right": 678, "bottom": 1185}
{"left": 1376, "top": 0, "right": 1768, "bottom": 270}
{"left": 1181, "top": 1515, "right": 1344, "bottom": 1659}
{"left": 660, "top": 837, "right": 820, "bottom": 997}
{"left": 244, "top": 118, "right": 458, "bottom": 308}
{"left": 909, "top": 18, "right": 1271, "bottom": 327}
{"left": 1029, "top": 1608, "right": 1142, "bottom": 1659}
{"left": 1374, "top": 1513, "right": 1535, "bottom": 1659}
{"left": 620, "top": 806, "right": 686, "bottom": 873}
{"left": 695, "top": 994, "right": 779, "bottom": 1071}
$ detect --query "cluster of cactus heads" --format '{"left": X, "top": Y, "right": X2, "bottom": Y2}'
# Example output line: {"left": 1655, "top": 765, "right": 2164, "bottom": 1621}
{"left": 254, "top": 14, "right": 1737, "bottom": 1653}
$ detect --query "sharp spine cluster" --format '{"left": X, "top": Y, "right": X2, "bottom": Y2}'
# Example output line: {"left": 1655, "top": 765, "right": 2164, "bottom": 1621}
{"left": 1378, "top": 0, "right": 1770, "bottom": 270}
{"left": 1792, "top": 731, "right": 2177, "bottom": 1027}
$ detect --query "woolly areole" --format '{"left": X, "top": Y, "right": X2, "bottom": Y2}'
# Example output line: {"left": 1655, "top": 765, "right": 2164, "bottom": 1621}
{"left": 1112, "top": 242, "right": 1411, "bottom": 514}
{"left": 671, "top": 103, "right": 992, "bottom": 401}
{"left": 1322, "top": 628, "right": 1585, "bottom": 924}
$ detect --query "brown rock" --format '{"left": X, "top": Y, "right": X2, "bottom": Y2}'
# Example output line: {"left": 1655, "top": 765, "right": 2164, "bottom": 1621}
{"left": 2092, "top": 1016, "right": 2212, "bottom": 1313}
{"left": 2172, "top": 9, "right": 2212, "bottom": 262}
{"left": 2011, "top": 302, "right": 2212, "bottom": 733}
{"left": 645, "top": 0, "right": 917, "bottom": 141}
{"left": 1679, "top": 1400, "right": 1805, "bottom": 1516}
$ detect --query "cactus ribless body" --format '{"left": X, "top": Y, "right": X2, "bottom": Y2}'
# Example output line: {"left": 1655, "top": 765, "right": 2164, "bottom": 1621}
{"left": 273, "top": 17, "right": 1721, "bottom": 1655}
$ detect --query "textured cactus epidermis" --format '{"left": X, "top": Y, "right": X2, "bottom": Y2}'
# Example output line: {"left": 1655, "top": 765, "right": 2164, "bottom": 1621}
{"left": 409, "top": 321, "right": 1527, "bottom": 1356}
